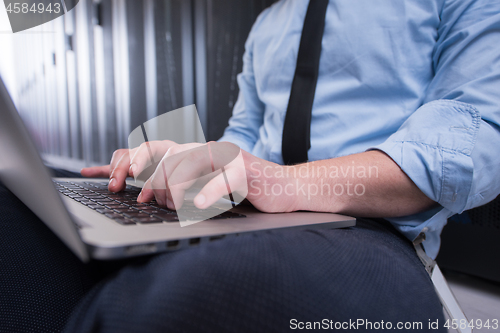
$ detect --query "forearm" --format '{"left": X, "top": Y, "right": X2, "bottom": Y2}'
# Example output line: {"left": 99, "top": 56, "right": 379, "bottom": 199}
{"left": 289, "top": 150, "right": 436, "bottom": 217}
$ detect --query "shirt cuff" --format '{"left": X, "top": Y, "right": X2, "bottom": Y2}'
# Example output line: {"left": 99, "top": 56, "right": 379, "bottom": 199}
{"left": 371, "top": 99, "right": 480, "bottom": 214}
{"left": 387, "top": 206, "right": 454, "bottom": 260}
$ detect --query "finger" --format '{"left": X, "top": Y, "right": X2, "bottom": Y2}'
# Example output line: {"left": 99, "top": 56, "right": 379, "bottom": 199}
{"left": 161, "top": 145, "right": 216, "bottom": 209}
{"left": 130, "top": 140, "right": 176, "bottom": 177}
{"left": 138, "top": 143, "right": 208, "bottom": 208}
{"left": 109, "top": 152, "right": 132, "bottom": 192}
{"left": 148, "top": 145, "right": 204, "bottom": 190}
{"left": 167, "top": 152, "right": 213, "bottom": 207}
{"left": 150, "top": 165, "right": 173, "bottom": 208}
{"left": 81, "top": 165, "right": 110, "bottom": 178}
{"left": 138, "top": 174, "right": 174, "bottom": 209}
{"left": 194, "top": 166, "right": 247, "bottom": 209}
{"left": 138, "top": 178, "right": 155, "bottom": 203}
{"left": 167, "top": 148, "right": 212, "bottom": 187}
{"left": 136, "top": 162, "right": 173, "bottom": 208}
{"left": 137, "top": 158, "right": 174, "bottom": 207}
{"left": 106, "top": 148, "right": 132, "bottom": 192}
{"left": 163, "top": 142, "right": 205, "bottom": 158}
{"left": 109, "top": 149, "right": 129, "bottom": 173}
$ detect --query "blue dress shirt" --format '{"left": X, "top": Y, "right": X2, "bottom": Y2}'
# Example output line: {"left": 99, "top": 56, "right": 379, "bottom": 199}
{"left": 219, "top": 0, "right": 500, "bottom": 259}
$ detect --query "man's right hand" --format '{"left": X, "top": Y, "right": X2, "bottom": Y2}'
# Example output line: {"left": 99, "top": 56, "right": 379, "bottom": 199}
{"left": 80, "top": 140, "right": 179, "bottom": 193}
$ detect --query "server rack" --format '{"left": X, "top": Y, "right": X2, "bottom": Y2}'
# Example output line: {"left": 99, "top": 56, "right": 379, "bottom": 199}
{"left": 11, "top": 0, "right": 276, "bottom": 169}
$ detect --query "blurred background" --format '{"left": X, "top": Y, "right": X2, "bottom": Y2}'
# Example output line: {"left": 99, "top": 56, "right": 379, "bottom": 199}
{"left": 1, "top": 1, "right": 500, "bottom": 325}
{"left": 0, "top": 0, "right": 276, "bottom": 170}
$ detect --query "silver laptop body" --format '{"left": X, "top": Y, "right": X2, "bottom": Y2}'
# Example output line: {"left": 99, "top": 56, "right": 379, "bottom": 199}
{"left": 0, "top": 77, "right": 355, "bottom": 262}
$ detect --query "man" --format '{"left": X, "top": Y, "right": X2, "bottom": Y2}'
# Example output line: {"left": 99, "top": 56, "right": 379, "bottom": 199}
{"left": 83, "top": 0, "right": 500, "bottom": 259}
{"left": 70, "top": 0, "right": 500, "bottom": 331}
{"left": 2, "top": 0, "right": 499, "bottom": 332}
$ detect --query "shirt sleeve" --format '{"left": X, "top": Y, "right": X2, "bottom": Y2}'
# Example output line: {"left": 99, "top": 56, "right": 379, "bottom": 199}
{"left": 218, "top": 12, "right": 268, "bottom": 152}
{"left": 373, "top": 0, "right": 500, "bottom": 257}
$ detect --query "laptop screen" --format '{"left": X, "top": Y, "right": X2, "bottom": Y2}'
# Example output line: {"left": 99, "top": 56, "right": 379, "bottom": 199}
{"left": 0, "top": 76, "right": 88, "bottom": 261}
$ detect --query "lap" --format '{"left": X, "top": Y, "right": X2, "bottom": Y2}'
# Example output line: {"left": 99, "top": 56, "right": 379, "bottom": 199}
{"left": 64, "top": 219, "right": 445, "bottom": 333}
{"left": 0, "top": 180, "right": 100, "bottom": 333}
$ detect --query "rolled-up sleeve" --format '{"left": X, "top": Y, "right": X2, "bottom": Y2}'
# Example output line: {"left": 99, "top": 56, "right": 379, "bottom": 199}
{"left": 373, "top": 0, "right": 500, "bottom": 258}
{"left": 376, "top": 100, "right": 482, "bottom": 213}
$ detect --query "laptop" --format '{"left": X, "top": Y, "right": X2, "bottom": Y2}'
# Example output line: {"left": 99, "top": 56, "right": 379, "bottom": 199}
{"left": 0, "top": 76, "right": 355, "bottom": 262}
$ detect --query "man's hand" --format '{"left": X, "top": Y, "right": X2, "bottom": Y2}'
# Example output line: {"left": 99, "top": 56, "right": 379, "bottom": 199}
{"left": 81, "top": 140, "right": 299, "bottom": 212}
{"left": 136, "top": 142, "right": 300, "bottom": 213}
{"left": 82, "top": 141, "right": 435, "bottom": 218}
{"left": 81, "top": 140, "right": 179, "bottom": 192}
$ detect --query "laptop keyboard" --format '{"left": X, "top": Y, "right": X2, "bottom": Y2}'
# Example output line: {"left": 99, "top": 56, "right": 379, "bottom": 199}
{"left": 54, "top": 180, "right": 245, "bottom": 226}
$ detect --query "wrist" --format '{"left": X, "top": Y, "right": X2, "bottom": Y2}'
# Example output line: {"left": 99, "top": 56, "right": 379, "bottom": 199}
{"left": 287, "top": 163, "right": 347, "bottom": 214}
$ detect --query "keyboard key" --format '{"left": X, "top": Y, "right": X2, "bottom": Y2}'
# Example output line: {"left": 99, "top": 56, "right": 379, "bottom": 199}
{"left": 73, "top": 189, "right": 94, "bottom": 194}
{"left": 125, "top": 185, "right": 141, "bottom": 191}
{"left": 87, "top": 204, "right": 104, "bottom": 210}
{"left": 153, "top": 214, "right": 179, "bottom": 222}
{"left": 90, "top": 198, "right": 114, "bottom": 204}
{"left": 120, "top": 200, "right": 141, "bottom": 205}
{"left": 114, "top": 219, "right": 136, "bottom": 226}
{"left": 159, "top": 208, "right": 176, "bottom": 214}
{"left": 113, "top": 207, "right": 136, "bottom": 213}
{"left": 84, "top": 193, "right": 105, "bottom": 198}
{"left": 134, "top": 217, "right": 163, "bottom": 224}
{"left": 105, "top": 213, "right": 123, "bottom": 219}
{"left": 91, "top": 187, "right": 108, "bottom": 191}
{"left": 96, "top": 209, "right": 115, "bottom": 214}
{"left": 107, "top": 194, "right": 126, "bottom": 200}
{"left": 122, "top": 212, "right": 150, "bottom": 219}
{"left": 78, "top": 183, "right": 95, "bottom": 188}
{"left": 140, "top": 208, "right": 161, "bottom": 214}
{"left": 128, "top": 204, "right": 151, "bottom": 209}
{"left": 104, "top": 203, "right": 125, "bottom": 209}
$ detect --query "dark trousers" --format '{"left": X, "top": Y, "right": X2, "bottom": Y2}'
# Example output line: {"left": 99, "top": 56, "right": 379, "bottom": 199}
{"left": 0, "top": 178, "right": 445, "bottom": 333}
